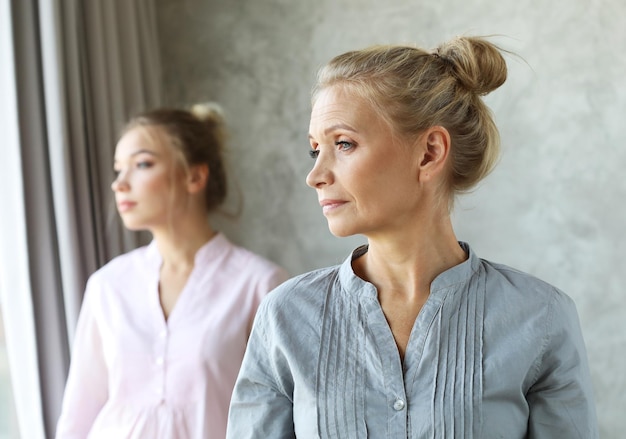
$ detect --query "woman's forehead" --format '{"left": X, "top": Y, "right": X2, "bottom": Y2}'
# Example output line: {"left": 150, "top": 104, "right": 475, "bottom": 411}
{"left": 115, "top": 125, "right": 171, "bottom": 156}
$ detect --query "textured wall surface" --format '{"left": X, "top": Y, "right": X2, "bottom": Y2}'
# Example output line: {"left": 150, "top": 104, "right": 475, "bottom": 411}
{"left": 156, "top": 0, "right": 625, "bottom": 435}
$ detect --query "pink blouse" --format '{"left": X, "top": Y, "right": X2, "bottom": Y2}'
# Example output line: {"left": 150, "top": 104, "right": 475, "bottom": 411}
{"left": 56, "top": 233, "right": 288, "bottom": 439}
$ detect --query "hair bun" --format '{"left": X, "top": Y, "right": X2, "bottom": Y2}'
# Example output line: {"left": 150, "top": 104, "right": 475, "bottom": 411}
{"left": 435, "top": 36, "right": 507, "bottom": 96}
{"left": 190, "top": 102, "right": 225, "bottom": 123}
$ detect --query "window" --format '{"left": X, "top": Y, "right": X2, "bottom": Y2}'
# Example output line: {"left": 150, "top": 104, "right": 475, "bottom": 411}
{"left": 0, "top": 298, "right": 20, "bottom": 438}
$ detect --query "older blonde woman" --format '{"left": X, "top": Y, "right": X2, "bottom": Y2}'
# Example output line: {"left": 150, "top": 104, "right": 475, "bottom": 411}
{"left": 227, "top": 37, "right": 598, "bottom": 439}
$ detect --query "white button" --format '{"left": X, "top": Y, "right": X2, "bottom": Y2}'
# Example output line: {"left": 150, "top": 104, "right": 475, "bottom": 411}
{"left": 155, "top": 357, "right": 164, "bottom": 366}
{"left": 155, "top": 386, "right": 162, "bottom": 395}
{"left": 159, "top": 330, "right": 167, "bottom": 339}
{"left": 393, "top": 399, "right": 405, "bottom": 411}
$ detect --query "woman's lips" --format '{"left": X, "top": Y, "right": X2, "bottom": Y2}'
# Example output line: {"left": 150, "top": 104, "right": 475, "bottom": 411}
{"left": 117, "top": 200, "right": 137, "bottom": 213}
{"left": 320, "top": 199, "right": 346, "bottom": 214}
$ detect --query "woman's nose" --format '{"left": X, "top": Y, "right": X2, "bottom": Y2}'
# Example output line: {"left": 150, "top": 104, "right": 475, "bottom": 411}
{"left": 305, "top": 152, "right": 333, "bottom": 189}
{"left": 111, "top": 172, "right": 129, "bottom": 192}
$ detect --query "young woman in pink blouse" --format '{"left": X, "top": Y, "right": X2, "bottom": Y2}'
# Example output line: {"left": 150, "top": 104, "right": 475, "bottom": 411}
{"left": 55, "top": 103, "right": 288, "bottom": 439}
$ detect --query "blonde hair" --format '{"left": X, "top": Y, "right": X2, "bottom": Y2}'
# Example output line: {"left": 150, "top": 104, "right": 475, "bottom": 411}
{"left": 313, "top": 36, "right": 508, "bottom": 205}
{"left": 123, "top": 102, "right": 228, "bottom": 212}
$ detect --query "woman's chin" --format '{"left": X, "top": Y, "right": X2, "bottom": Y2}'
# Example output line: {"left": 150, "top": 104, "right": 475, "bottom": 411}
{"left": 327, "top": 223, "right": 357, "bottom": 238}
{"left": 120, "top": 219, "right": 147, "bottom": 232}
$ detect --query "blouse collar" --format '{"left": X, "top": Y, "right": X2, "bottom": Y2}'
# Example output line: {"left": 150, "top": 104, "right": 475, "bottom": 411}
{"left": 338, "top": 241, "right": 480, "bottom": 300}
{"left": 144, "top": 232, "right": 230, "bottom": 271}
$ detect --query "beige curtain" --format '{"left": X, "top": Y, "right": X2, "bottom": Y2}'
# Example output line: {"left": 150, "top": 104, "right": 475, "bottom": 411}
{"left": 48, "top": 0, "right": 161, "bottom": 341}
{"left": 0, "top": 0, "right": 161, "bottom": 437}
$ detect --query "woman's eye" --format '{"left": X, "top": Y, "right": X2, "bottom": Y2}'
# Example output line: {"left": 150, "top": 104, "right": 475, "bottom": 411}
{"left": 308, "top": 149, "right": 320, "bottom": 159}
{"left": 335, "top": 140, "right": 354, "bottom": 151}
{"left": 136, "top": 161, "right": 153, "bottom": 169}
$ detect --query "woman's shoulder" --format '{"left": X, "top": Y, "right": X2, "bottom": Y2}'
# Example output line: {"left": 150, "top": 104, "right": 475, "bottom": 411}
{"left": 224, "top": 240, "right": 284, "bottom": 273}
{"left": 251, "top": 265, "right": 341, "bottom": 342}
{"left": 211, "top": 235, "right": 288, "bottom": 284}
{"left": 272, "top": 264, "right": 340, "bottom": 292}
{"left": 258, "top": 265, "right": 341, "bottom": 311}
{"left": 481, "top": 258, "right": 561, "bottom": 290}
{"left": 479, "top": 257, "right": 577, "bottom": 313}
{"left": 87, "top": 244, "right": 154, "bottom": 286}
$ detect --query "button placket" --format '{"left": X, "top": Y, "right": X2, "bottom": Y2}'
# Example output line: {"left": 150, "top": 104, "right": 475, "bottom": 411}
{"left": 154, "top": 326, "right": 168, "bottom": 401}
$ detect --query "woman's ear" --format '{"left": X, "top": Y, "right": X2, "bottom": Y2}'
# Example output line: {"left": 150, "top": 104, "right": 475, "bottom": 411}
{"left": 416, "top": 126, "right": 451, "bottom": 182}
{"left": 186, "top": 163, "right": 209, "bottom": 194}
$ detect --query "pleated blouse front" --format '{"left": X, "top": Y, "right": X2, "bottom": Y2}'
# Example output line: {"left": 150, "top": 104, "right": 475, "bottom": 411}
{"left": 228, "top": 243, "right": 598, "bottom": 438}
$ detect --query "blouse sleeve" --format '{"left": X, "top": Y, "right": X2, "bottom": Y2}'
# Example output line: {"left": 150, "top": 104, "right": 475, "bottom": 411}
{"left": 55, "top": 277, "right": 109, "bottom": 439}
{"left": 246, "top": 265, "right": 289, "bottom": 336}
{"left": 227, "top": 300, "right": 296, "bottom": 439}
{"left": 526, "top": 291, "right": 599, "bottom": 438}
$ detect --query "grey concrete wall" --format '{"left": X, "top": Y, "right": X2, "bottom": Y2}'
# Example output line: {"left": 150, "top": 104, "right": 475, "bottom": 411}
{"left": 156, "top": 0, "right": 625, "bottom": 436}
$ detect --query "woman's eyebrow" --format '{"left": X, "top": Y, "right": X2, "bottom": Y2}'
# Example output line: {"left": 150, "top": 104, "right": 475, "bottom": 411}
{"left": 308, "top": 123, "right": 357, "bottom": 140}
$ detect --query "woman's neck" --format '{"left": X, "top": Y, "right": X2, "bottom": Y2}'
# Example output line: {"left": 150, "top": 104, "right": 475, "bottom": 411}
{"left": 151, "top": 217, "right": 217, "bottom": 271}
{"left": 353, "top": 214, "right": 467, "bottom": 301}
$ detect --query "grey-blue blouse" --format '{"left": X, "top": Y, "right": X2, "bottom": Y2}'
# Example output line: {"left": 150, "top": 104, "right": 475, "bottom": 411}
{"left": 227, "top": 243, "right": 598, "bottom": 438}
